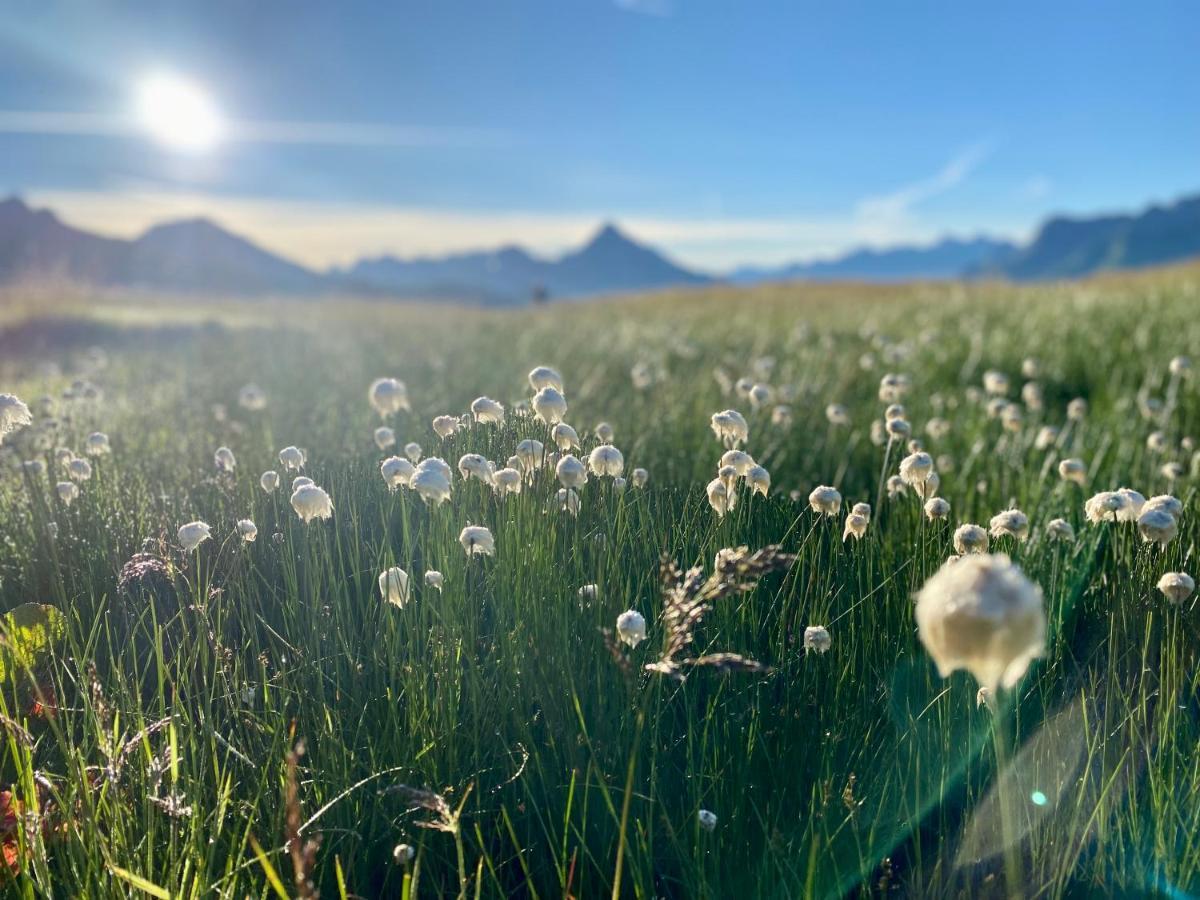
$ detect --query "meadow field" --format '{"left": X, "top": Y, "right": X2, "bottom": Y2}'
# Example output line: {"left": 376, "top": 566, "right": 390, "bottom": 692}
{"left": 0, "top": 268, "right": 1198, "bottom": 898}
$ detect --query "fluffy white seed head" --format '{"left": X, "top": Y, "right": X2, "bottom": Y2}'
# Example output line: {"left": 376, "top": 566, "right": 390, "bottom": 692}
{"left": 404, "top": 442, "right": 422, "bottom": 463}
{"left": 746, "top": 465, "right": 771, "bottom": 497}
{"left": 594, "top": 422, "right": 614, "bottom": 443}
{"left": 492, "top": 467, "right": 523, "bottom": 495}
{"left": 369, "top": 377, "right": 410, "bottom": 418}
{"left": 557, "top": 487, "right": 580, "bottom": 516}
{"left": 178, "top": 521, "right": 212, "bottom": 553}
{"left": 616, "top": 610, "right": 647, "bottom": 648}
{"left": 85, "top": 432, "right": 111, "bottom": 456}
{"left": 843, "top": 512, "right": 869, "bottom": 542}
{"left": 528, "top": 366, "right": 564, "bottom": 392}
{"left": 1114, "top": 488, "right": 1146, "bottom": 522}
{"left": 1046, "top": 518, "right": 1075, "bottom": 542}
{"left": 551, "top": 423, "right": 581, "bottom": 451}
{"left": 1084, "top": 490, "right": 1126, "bottom": 524}
{"left": 588, "top": 444, "right": 624, "bottom": 478}
{"left": 237, "top": 519, "right": 257, "bottom": 542}
{"left": 719, "top": 449, "right": 755, "bottom": 475}
{"left": 56, "top": 481, "right": 78, "bottom": 506}
{"left": 213, "top": 446, "right": 237, "bottom": 472}
{"left": 379, "top": 567, "right": 411, "bottom": 608}
{"left": 808, "top": 485, "right": 842, "bottom": 516}
{"left": 982, "top": 370, "right": 1010, "bottom": 396}
{"left": 471, "top": 396, "right": 505, "bottom": 424}
{"left": 532, "top": 387, "right": 568, "bottom": 425}
{"left": 432, "top": 415, "right": 459, "bottom": 438}
{"left": 1143, "top": 495, "right": 1183, "bottom": 519}
{"left": 804, "top": 626, "right": 832, "bottom": 654}
{"left": 899, "top": 451, "right": 934, "bottom": 485}
{"left": 851, "top": 501, "right": 872, "bottom": 521}
{"left": 424, "top": 570, "right": 444, "bottom": 590}
{"left": 279, "top": 446, "right": 306, "bottom": 471}
{"left": 1137, "top": 508, "right": 1178, "bottom": 547}
{"left": 631, "top": 467, "right": 650, "bottom": 489}
{"left": 710, "top": 409, "right": 749, "bottom": 449}
{"left": 1067, "top": 398, "right": 1088, "bottom": 421}
{"left": 238, "top": 382, "right": 268, "bottom": 411}
{"left": 411, "top": 460, "right": 452, "bottom": 506}
{"left": 374, "top": 427, "right": 396, "bottom": 450}
{"left": 1058, "top": 458, "right": 1088, "bottom": 485}
{"left": 458, "top": 453, "right": 494, "bottom": 485}
{"left": 1157, "top": 572, "right": 1195, "bottom": 604}
{"left": 825, "top": 403, "right": 850, "bottom": 426}
{"left": 556, "top": 454, "right": 588, "bottom": 489}
{"left": 381, "top": 456, "right": 415, "bottom": 490}
{"left": 68, "top": 457, "right": 93, "bottom": 481}
{"left": 914, "top": 553, "right": 1046, "bottom": 692}
{"left": 698, "top": 809, "right": 718, "bottom": 832}
{"left": 953, "top": 524, "right": 989, "bottom": 555}
{"left": 290, "top": 484, "right": 334, "bottom": 523}
{"left": 706, "top": 478, "right": 731, "bottom": 517}
{"left": 459, "top": 525, "right": 495, "bottom": 557}
{"left": 292, "top": 476, "right": 314, "bottom": 491}
{"left": 924, "top": 497, "right": 951, "bottom": 520}
{"left": 515, "top": 439, "right": 545, "bottom": 471}
{"left": 258, "top": 470, "right": 279, "bottom": 493}
{"left": 0, "top": 394, "right": 33, "bottom": 443}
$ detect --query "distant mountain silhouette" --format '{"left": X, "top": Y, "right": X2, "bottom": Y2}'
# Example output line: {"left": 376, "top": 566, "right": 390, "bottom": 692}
{"left": 977, "top": 194, "right": 1200, "bottom": 280}
{"left": 2, "top": 191, "right": 1198, "bottom": 301}
{"left": 730, "top": 236, "right": 1018, "bottom": 284}
{"left": 342, "top": 223, "right": 709, "bottom": 303}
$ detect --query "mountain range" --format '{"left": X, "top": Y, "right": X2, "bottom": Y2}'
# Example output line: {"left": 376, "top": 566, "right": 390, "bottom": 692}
{"left": 1, "top": 191, "right": 1198, "bottom": 302}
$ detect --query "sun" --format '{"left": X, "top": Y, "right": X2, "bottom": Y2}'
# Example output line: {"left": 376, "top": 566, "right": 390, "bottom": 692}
{"left": 135, "top": 74, "right": 223, "bottom": 153}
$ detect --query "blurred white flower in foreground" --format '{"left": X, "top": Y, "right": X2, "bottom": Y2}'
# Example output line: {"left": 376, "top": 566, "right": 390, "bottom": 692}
{"left": 56, "top": 481, "right": 78, "bottom": 506}
{"left": 369, "top": 377, "right": 409, "bottom": 418}
{"left": 374, "top": 427, "right": 396, "bottom": 450}
{"left": 459, "top": 525, "right": 495, "bottom": 557}
{"left": 178, "top": 521, "right": 212, "bottom": 553}
{"left": 238, "top": 382, "right": 268, "bottom": 411}
{"left": 616, "top": 610, "right": 647, "bottom": 647}
{"left": 379, "top": 566, "right": 411, "bottom": 608}
{"left": 915, "top": 553, "right": 1045, "bottom": 692}
{"left": 237, "top": 519, "right": 257, "bottom": 542}
{"left": 290, "top": 484, "right": 334, "bottom": 523}
{"left": 0, "top": 394, "right": 32, "bottom": 444}
{"left": 1057, "top": 458, "right": 1088, "bottom": 486}
{"left": 214, "top": 446, "right": 237, "bottom": 472}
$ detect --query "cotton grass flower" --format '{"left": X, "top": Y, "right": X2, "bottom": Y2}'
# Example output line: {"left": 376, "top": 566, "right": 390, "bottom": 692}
{"left": 528, "top": 365, "right": 564, "bottom": 392}
{"left": 924, "top": 497, "right": 951, "bottom": 520}
{"left": 953, "top": 524, "right": 989, "bottom": 555}
{"left": 825, "top": 403, "right": 850, "bottom": 426}
{"left": 368, "top": 377, "right": 410, "bottom": 418}
{"left": 374, "top": 427, "right": 396, "bottom": 450}
{"left": 458, "top": 453, "right": 494, "bottom": 485}
{"left": 1035, "top": 426, "right": 1060, "bottom": 450}
{"left": 0, "top": 394, "right": 32, "bottom": 444}
{"left": 404, "top": 442, "right": 422, "bottom": 462}
{"left": 56, "top": 481, "right": 78, "bottom": 506}
{"left": 532, "top": 387, "right": 568, "bottom": 425}
{"left": 238, "top": 382, "right": 268, "bottom": 411}
{"left": 1058, "top": 458, "right": 1088, "bottom": 485}
{"left": 381, "top": 456, "right": 415, "bottom": 490}
{"left": 887, "top": 475, "right": 906, "bottom": 500}
{"left": 982, "top": 370, "right": 1010, "bottom": 396}
{"left": 616, "top": 610, "right": 647, "bottom": 647}
{"left": 706, "top": 478, "right": 731, "bottom": 517}
{"left": 803, "top": 626, "right": 832, "bottom": 653}
{"left": 698, "top": 809, "right": 718, "bottom": 832}
{"left": 808, "top": 485, "right": 842, "bottom": 516}
{"left": 470, "top": 396, "right": 505, "bottom": 424}
{"left": 588, "top": 444, "right": 624, "bottom": 477}
{"left": 85, "top": 432, "right": 111, "bottom": 456}
{"left": 843, "top": 512, "right": 869, "bottom": 541}
{"left": 424, "top": 570, "right": 444, "bottom": 591}
{"left": 1157, "top": 572, "right": 1194, "bottom": 605}
{"left": 432, "top": 415, "right": 459, "bottom": 438}
{"left": 557, "top": 488, "right": 580, "bottom": 516}
{"left": 988, "top": 509, "right": 1030, "bottom": 541}
{"left": 1046, "top": 518, "right": 1075, "bottom": 542}
{"left": 214, "top": 446, "right": 237, "bottom": 472}
{"left": 68, "top": 458, "right": 93, "bottom": 481}
{"left": 279, "top": 446, "right": 306, "bottom": 471}
{"left": 515, "top": 439, "right": 545, "bottom": 471}
{"left": 178, "top": 521, "right": 212, "bottom": 553}
{"left": 1143, "top": 495, "right": 1183, "bottom": 519}
{"left": 411, "top": 459, "right": 452, "bottom": 505}
{"left": 492, "top": 467, "right": 522, "bottom": 495}
{"left": 851, "top": 501, "right": 872, "bottom": 520}
{"left": 878, "top": 373, "right": 911, "bottom": 403}
{"left": 459, "top": 525, "right": 495, "bottom": 557}
{"left": 631, "top": 467, "right": 649, "bottom": 489}
{"left": 290, "top": 483, "right": 334, "bottom": 523}
{"left": 1137, "top": 508, "right": 1178, "bottom": 547}
{"left": 379, "top": 567, "right": 411, "bottom": 608}
{"left": 260, "top": 471, "right": 280, "bottom": 492}
{"left": 237, "top": 519, "right": 257, "bottom": 542}
{"left": 772, "top": 405, "right": 794, "bottom": 427}
{"left": 899, "top": 451, "right": 934, "bottom": 485}
{"left": 594, "top": 422, "right": 614, "bottom": 443}
{"left": 719, "top": 449, "right": 755, "bottom": 475}
{"left": 292, "top": 476, "right": 314, "bottom": 491}
{"left": 746, "top": 465, "right": 771, "bottom": 497}
{"left": 556, "top": 454, "right": 587, "bottom": 489}
{"left": 710, "top": 409, "right": 749, "bottom": 449}
{"left": 914, "top": 553, "right": 1046, "bottom": 692}
{"left": 1067, "top": 398, "right": 1088, "bottom": 421}
{"left": 551, "top": 423, "right": 581, "bottom": 451}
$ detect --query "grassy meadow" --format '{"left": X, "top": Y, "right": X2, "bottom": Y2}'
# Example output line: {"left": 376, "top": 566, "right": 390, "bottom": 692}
{"left": 0, "top": 268, "right": 1199, "bottom": 898}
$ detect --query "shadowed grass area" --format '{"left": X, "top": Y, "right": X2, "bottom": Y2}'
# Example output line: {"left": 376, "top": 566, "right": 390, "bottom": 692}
{"left": 0, "top": 267, "right": 1197, "bottom": 897}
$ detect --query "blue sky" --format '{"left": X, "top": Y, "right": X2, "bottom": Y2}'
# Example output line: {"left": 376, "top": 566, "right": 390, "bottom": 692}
{"left": 1, "top": 1, "right": 1196, "bottom": 271}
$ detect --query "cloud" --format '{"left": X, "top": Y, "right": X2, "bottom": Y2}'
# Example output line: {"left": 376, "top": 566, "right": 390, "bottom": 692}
{"left": 855, "top": 141, "right": 993, "bottom": 224}
{"left": 0, "top": 109, "right": 510, "bottom": 150}
{"left": 1019, "top": 175, "right": 1053, "bottom": 202}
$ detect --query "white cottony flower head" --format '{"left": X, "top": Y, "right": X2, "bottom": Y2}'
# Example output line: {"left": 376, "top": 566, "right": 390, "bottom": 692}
{"left": 594, "top": 422, "right": 614, "bottom": 443}
{"left": 85, "top": 432, "right": 111, "bottom": 456}
{"left": 214, "top": 446, "right": 237, "bottom": 472}
{"left": 1084, "top": 490, "right": 1125, "bottom": 524}
{"left": 1058, "top": 458, "right": 1087, "bottom": 485}
{"left": 557, "top": 487, "right": 580, "bottom": 517}
{"left": 825, "top": 403, "right": 850, "bottom": 426}
{"left": 551, "top": 423, "right": 580, "bottom": 451}
{"left": 878, "top": 373, "right": 911, "bottom": 403}
{"left": 471, "top": 396, "right": 505, "bottom": 424}
{"left": 292, "top": 476, "right": 314, "bottom": 491}
{"left": 578, "top": 584, "right": 598, "bottom": 601}
{"left": 612, "top": 476, "right": 627, "bottom": 492}
{"left": 279, "top": 446, "right": 306, "bottom": 471}
{"left": 710, "top": 409, "right": 749, "bottom": 449}
{"left": 915, "top": 553, "right": 1046, "bottom": 693}
{"left": 988, "top": 509, "right": 1030, "bottom": 541}
{"left": 258, "top": 470, "right": 280, "bottom": 494}
{"left": 616, "top": 609, "right": 647, "bottom": 648}
{"left": 1143, "top": 495, "right": 1183, "bottom": 520}
{"left": 1035, "top": 426, "right": 1060, "bottom": 450}
{"left": 851, "top": 501, "right": 872, "bottom": 521}
{"left": 748, "top": 383, "right": 772, "bottom": 408}
{"left": 68, "top": 458, "right": 93, "bottom": 482}
{"left": 381, "top": 456, "right": 415, "bottom": 490}
{"left": 178, "top": 521, "right": 212, "bottom": 553}
{"left": 1137, "top": 508, "right": 1178, "bottom": 547}
{"left": 379, "top": 566, "right": 411, "bottom": 608}
{"left": 631, "top": 467, "right": 649, "bottom": 489}
{"left": 0, "top": 394, "right": 33, "bottom": 443}
{"left": 718, "top": 464, "right": 739, "bottom": 495}
{"left": 588, "top": 444, "right": 624, "bottom": 478}
{"left": 290, "top": 483, "right": 334, "bottom": 523}
{"left": 424, "top": 570, "right": 444, "bottom": 591}
{"left": 432, "top": 415, "right": 459, "bottom": 438}
{"left": 528, "top": 365, "right": 564, "bottom": 393}
{"left": 374, "top": 427, "right": 396, "bottom": 450}
{"left": 1022, "top": 381, "right": 1044, "bottom": 412}
{"left": 237, "top": 519, "right": 257, "bottom": 542}
{"left": 746, "top": 465, "right": 771, "bottom": 497}
{"left": 532, "top": 386, "right": 568, "bottom": 425}
{"left": 238, "top": 382, "right": 268, "bottom": 411}
{"left": 556, "top": 454, "right": 588, "bottom": 489}
{"left": 772, "top": 404, "right": 794, "bottom": 427}
{"left": 843, "top": 512, "right": 869, "bottom": 541}
{"left": 459, "top": 525, "right": 495, "bottom": 557}
{"left": 1169, "top": 355, "right": 1191, "bottom": 376}
{"left": 369, "top": 377, "right": 410, "bottom": 418}
{"left": 808, "top": 485, "right": 842, "bottom": 517}
{"left": 55, "top": 447, "right": 75, "bottom": 467}
{"left": 1046, "top": 518, "right": 1075, "bottom": 542}
{"left": 887, "top": 475, "right": 906, "bottom": 500}
{"left": 899, "top": 451, "right": 934, "bottom": 486}
{"left": 982, "top": 370, "right": 1010, "bottom": 396}
{"left": 706, "top": 478, "right": 731, "bottom": 517}
{"left": 698, "top": 809, "right": 718, "bottom": 832}
{"left": 804, "top": 625, "right": 832, "bottom": 654}
{"left": 458, "top": 453, "right": 494, "bottom": 485}
{"left": 884, "top": 404, "right": 906, "bottom": 422}
{"left": 411, "top": 459, "right": 452, "bottom": 505}
{"left": 492, "top": 467, "right": 523, "bottom": 495}
{"left": 719, "top": 449, "right": 755, "bottom": 475}
{"left": 1067, "top": 398, "right": 1088, "bottom": 421}
{"left": 404, "top": 442, "right": 422, "bottom": 463}
{"left": 924, "top": 497, "right": 951, "bottom": 520}
{"left": 1157, "top": 572, "right": 1195, "bottom": 605}
{"left": 515, "top": 439, "right": 545, "bottom": 471}
{"left": 56, "top": 481, "right": 78, "bottom": 506}
{"left": 1114, "top": 488, "right": 1145, "bottom": 522}
{"left": 953, "top": 524, "right": 989, "bottom": 555}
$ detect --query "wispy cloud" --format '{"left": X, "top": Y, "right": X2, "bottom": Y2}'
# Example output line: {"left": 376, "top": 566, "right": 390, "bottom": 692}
{"left": 855, "top": 141, "right": 994, "bottom": 223}
{"left": 0, "top": 110, "right": 510, "bottom": 149}
{"left": 1019, "top": 175, "right": 1053, "bottom": 202}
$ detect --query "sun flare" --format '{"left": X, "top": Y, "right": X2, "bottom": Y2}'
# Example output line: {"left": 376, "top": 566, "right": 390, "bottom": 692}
{"left": 135, "top": 73, "right": 223, "bottom": 153}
